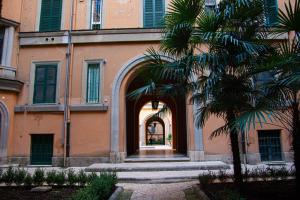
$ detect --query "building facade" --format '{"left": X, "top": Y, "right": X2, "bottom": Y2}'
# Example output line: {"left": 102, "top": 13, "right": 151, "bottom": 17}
{"left": 0, "top": 0, "right": 294, "bottom": 166}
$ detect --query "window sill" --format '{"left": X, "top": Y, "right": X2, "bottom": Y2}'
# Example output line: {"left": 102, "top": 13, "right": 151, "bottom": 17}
{"left": 70, "top": 104, "right": 108, "bottom": 112}
{"left": 14, "top": 104, "right": 64, "bottom": 113}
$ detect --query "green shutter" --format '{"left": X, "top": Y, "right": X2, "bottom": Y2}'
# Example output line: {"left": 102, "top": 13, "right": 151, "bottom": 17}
{"left": 33, "top": 65, "right": 57, "bottom": 104}
{"left": 31, "top": 134, "right": 53, "bottom": 165}
{"left": 87, "top": 63, "right": 100, "bottom": 103}
{"left": 144, "top": 0, "right": 165, "bottom": 28}
{"left": 39, "top": 0, "right": 63, "bottom": 32}
{"left": 264, "top": 0, "right": 278, "bottom": 26}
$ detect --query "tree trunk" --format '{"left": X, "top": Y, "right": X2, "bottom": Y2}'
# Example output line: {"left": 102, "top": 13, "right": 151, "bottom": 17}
{"left": 291, "top": 96, "right": 300, "bottom": 189}
{"left": 227, "top": 111, "right": 243, "bottom": 187}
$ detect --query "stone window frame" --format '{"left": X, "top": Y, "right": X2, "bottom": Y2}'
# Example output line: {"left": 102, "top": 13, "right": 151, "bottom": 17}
{"left": 0, "top": 26, "right": 14, "bottom": 67}
{"left": 81, "top": 59, "right": 104, "bottom": 104}
{"left": 29, "top": 61, "right": 61, "bottom": 105}
{"left": 35, "top": 0, "right": 66, "bottom": 32}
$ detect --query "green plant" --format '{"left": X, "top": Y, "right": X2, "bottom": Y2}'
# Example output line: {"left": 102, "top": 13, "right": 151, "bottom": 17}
{"left": 24, "top": 173, "right": 33, "bottom": 187}
{"left": 2, "top": 167, "right": 15, "bottom": 186}
{"left": 46, "top": 170, "right": 57, "bottom": 186}
{"left": 0, "top": 168, "right": 3, "bottom": 184}
{"left": 87, "top": 172, "right": 98, "bottom": 184}
{"left": 54, "top": 171, "right": 66, "bottom": 186}
{"left": 77, "top": 169, "right": 88, "bottom": 186}
{"left": 217, "top": 169, "right": 228, "bottom": 183}
{"left": 32, "top": 168, "right": 45, "bottom": 186}
{"left": 211, "top": 188, "right": 245, "bottom": 200}
{"left": 72, "top": 172, "right": 117, "bottom": 200}
{"left": 67, "top": 169, "right": 78, "bottom": 186}
{"left": 198, "top": 172, "right": 216, "bottom": 189}
{"left": 14, "top": 168, "right": 27, "bottom": 186}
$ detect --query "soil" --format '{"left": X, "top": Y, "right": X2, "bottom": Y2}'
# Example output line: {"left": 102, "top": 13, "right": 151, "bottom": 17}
{"left": 0, "top": 186, "right": 80, "bottom": 200}
{"left": 203, "top": 180, "right": 297, "bottom": 200}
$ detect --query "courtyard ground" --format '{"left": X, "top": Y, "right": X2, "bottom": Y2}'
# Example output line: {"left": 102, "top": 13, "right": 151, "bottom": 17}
{"left": 117, "top": 181, "right": 200, "bottom": 200}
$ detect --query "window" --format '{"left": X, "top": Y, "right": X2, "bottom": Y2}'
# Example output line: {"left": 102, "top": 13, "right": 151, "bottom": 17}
{"left": 264, "top": 0, "right": 278, "bottom": 26}
{"left": 144, "top": 0, "right": 165, "bottom": 28}
{"left": 0, "top": 27, "right": 5, "bottom": 62}
{"left": 30, "top": 134, "right": 53, "bottom": 165}
{"left": 33, "top": 64, "right": 57, "bottom": 104}
{"left": 86, "top": 63, "right": 100, "bottom": 103}
{"left": 91, "top": 0, "right": 102, "bottom": 30}
{"left": 39, "top": 0, "right": 63, "bottom": 32}
{"left": 258, "top": 130, "right": 283, "bottom": 161}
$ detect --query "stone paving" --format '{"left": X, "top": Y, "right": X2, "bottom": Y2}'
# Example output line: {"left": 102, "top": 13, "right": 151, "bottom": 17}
{"left": 118, "top": 180, "right": 199, "bottom": 200}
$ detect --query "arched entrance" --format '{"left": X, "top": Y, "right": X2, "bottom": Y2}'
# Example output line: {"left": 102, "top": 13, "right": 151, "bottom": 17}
{"left": 0, "top": 101, "right": 9, "bottom": 163}
{"left": 124, "top": 63, "right": 187, "bottom": 157}
{"left": 110, "top": 55, "right": 204, "bottom": 163}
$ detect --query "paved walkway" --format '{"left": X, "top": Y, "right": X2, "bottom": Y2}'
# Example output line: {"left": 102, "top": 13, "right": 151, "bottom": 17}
{"left": 118, "top": 181, "right": 199, "bottom": 200}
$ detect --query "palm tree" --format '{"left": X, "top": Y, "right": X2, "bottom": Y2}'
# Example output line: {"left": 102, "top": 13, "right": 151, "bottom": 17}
{"left": 235, "top": 0, "right": 300, "bottom": 189}
{"left": 129, "top": 0, "right": 269, "bottom": 187}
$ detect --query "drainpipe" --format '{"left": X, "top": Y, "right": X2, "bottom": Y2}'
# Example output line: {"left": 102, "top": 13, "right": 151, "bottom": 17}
{"left": 63, "top": 0, "right": 74, "bottom": 167}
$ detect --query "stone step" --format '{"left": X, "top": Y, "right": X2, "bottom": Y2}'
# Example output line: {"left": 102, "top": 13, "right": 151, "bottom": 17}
{"left": 85, "top": 161, "right": 229, "bottom": 172}
{"left": 124, "top": 157, "right": 190, "bottom": 163}
{"left": 116, "top": 170, "right": 205, "bottom": 183}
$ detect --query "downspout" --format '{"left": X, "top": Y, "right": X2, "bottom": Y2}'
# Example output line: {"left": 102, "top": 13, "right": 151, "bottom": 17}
{"left": 63, "top": 0, "right": 74, "bottom": 167}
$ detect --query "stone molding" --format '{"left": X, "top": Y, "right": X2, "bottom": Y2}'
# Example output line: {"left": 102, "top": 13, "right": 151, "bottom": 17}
{"left": 0, "top": 77, "right": 23, "bottom": 92}
{"left": 14, "top": 104, "right": 65, "bottom": 113}
{"left": 69, "top": 104, "right": 108, "bottom": 112}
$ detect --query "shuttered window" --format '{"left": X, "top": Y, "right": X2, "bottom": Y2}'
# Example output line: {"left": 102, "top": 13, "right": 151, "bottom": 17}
{"left": 39, "top": 0, "right": 63, "bottom": 32}
{"left": 86, "top": 63, "right": 100, "bottom": 103}
{"left": 264, "top": 0, "right": 278, "bottom": 26}
{"left": 31, "top": 134, "right": 53, "bottom": 165}
{"left": 144, "top": 0, "right": 165, "bottom": 28}
{"left": 33, "top": 65, "right": 57, "bottom": 104}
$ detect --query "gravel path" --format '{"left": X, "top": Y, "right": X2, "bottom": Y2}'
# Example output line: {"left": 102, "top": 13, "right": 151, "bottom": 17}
{"left": 118, "top": 181, "right": 198, "bottom": 200}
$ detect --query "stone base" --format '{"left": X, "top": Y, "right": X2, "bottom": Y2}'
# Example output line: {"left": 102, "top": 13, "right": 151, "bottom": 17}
{"left": 67, "top": 156, "right": 110, "bottom": 167}
{"left": 188, "top": 150, "right": 205, "bottom": 161}
{"left": 0, "top": 156, "right": 8, "bottom": 165}
{"left": 110, "top": 152, "right": 126, "bottom": 163}
{"left": 7, "top": 156, "right": 29, "bottom": 166}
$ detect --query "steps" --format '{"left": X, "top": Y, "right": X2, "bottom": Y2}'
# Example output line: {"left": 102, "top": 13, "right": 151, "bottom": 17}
{"left": 124, "top": 157, "right": 190, "bottom": 163}
{"left": 85, "top": 161, "right": 230, "bottom": 183}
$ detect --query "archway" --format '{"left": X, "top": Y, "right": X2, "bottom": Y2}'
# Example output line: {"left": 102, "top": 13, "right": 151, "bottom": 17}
{"left": 110, "top": 55, "right": 200, "bottom": 162}
{"left": 125, "top": 71, "right": 187, "bottom": 156}
{"left": 0, "top": 101, "right": 9, "bottom": 163}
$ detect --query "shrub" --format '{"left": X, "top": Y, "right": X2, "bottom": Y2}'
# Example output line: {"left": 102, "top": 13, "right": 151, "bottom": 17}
{"left": 0, "top": 168, "right": 3, "bottom": 184}
{"left": 32, "top": 168, "right": 45, "bottom": 186}
{"left": 77, "top": 169, "right": 88, "bottom": 186}
{"left": 217, "top": 169, "right": 228, "bottom": 183}
{"left": 46, "top": 170, "right": 57, "bottom": 186}
{"left": 275, "top": 167, "right": 290, "bottom": 180}
{"left": 24, "top": 173, "right": 33, "bottom": 187}
{"left": 211, "top": 188, "right": 244, "bottom": 200}
{"left": 87, "top": 172, "right": 98, "bottom": 184}
{"left": 14, "top": 168, "right": 27, "bottom": 186}
{"left": 198, "top": 171, "right": 216, "bottom": 189}
{"left": 72, "top": 172, "right": 117, "bottom": 200}
{"left": 2, "top": 167, "right": 15, "bottom": 186}
{"left": 67, "top": 169, "right": 78, "bottom": 186}
{"left": 54, "top": 171, "right": 66, "bottom": 186}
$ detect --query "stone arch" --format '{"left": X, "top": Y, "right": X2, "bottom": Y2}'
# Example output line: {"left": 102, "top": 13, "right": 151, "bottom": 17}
{"left": 145, "top": 116, "right": 166, "bottom": 145}
{"left": 110, "top": 54, "right": 172, "bottom": 158}
{"left": 0, "top": 101, "right": 9, "bottom": 160}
